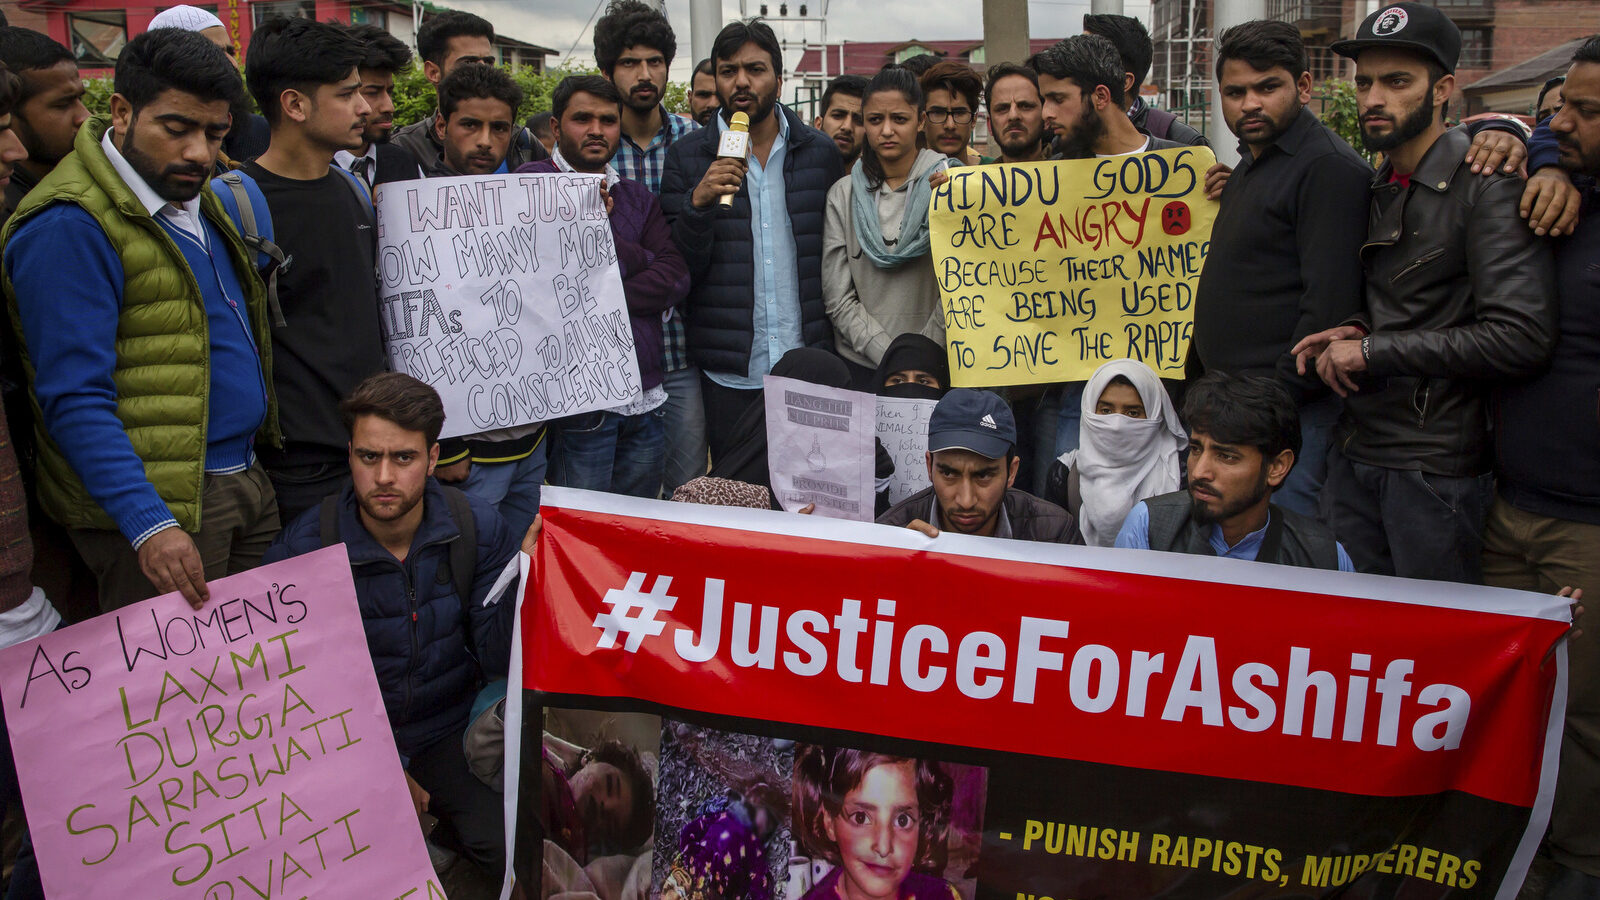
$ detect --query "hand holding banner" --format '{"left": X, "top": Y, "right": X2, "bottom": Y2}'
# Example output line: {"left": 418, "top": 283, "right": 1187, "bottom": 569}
{"left": 0, "top": 547, "right": 442, "bottom": 899}
{"left": 376, "top": 174, "right": 643, "bottom": 439}
{"left": 929, "top": 149, "right": 1218, "bottom": 387}
{"left": 525, "top": 488, "right": 1568, "bottom": 900}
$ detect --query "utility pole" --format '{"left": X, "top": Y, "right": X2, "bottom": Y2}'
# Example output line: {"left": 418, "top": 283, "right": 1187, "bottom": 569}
{"left": 1207, "top": 0, "right": 1264, "bottom": 165}
{"left": 691, "top": 0, "right": 723, "bottom": 64}
{"left": 983, "top": 0, "right": 1030, "bottom": 68}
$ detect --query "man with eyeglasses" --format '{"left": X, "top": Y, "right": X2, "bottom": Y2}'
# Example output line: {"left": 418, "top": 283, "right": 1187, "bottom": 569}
{"left": 920, "top": 60, "right": 985, "bottom": 166}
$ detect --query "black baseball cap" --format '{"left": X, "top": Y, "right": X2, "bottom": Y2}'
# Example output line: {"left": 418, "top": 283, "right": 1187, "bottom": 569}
{"left": 1331, "top": 2, "right": 1462, "bottom": 74}
{"left": 928, "top": 389, "right": 1017, "bottom": 460}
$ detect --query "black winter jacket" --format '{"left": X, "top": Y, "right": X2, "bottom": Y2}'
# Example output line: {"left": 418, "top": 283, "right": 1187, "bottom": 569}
{"left": 262, "top": 480, "right": 518, "bottom": 760}
{"left": 877, "top": 486, "right": 1082, "bottom": 544}
{"left": 1341, "top": 127, "right": 1558, "bottom": 477}
{"left": 659, "top": 105, "right": 842, "bottom": 376}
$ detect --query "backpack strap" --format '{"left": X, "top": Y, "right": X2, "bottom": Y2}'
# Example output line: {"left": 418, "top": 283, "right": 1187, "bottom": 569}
{"left": 1257, "top": 507, "right": 1287, "bottom": 566}
{"left": 318, "top": 493, "right": 341, "bottom": 549}
{"left": 329, "top": 164, "right": 376, "bottom": 227}
{"left": 441, "top": 485, "right": 477, "bottom": 608}
{"left": 214, "top": 171, "right": 290, "bottom": 328}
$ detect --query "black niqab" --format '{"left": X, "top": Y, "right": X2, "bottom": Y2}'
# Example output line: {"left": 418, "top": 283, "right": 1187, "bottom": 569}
{"left": 873, "top": 334, "right": 950, "bottom": 400}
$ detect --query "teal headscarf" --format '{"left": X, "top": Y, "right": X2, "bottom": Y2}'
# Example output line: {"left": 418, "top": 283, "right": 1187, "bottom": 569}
{"left": 849, "top": 157, "right": 937, "bottom": 269}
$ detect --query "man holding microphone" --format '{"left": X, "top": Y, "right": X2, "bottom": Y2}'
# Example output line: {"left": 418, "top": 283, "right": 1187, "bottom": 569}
{"left": 660, "top": 20, "right": 843, "bottom": 464}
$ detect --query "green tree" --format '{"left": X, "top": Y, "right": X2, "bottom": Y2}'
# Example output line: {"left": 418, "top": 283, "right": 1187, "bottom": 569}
{"left": 83, "top": 76, "right": 114, "bottom": 120}
{"left": 1313, "top": 79, "right": 1375, "bottom": 165}
{"left": 86, "top": 64, "right": 690, "bottom": 132}
{"left": 392, "top": 63, "right": 689, "bottom": 126}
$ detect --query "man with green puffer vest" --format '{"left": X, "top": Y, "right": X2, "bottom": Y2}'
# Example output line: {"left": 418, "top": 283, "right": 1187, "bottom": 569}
{"left": 0, "top": 29, "right": 277, "bottom": 612}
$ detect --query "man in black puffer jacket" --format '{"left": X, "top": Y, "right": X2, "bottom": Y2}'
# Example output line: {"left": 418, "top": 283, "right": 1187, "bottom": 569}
{"left": 263, "top": 372, "right": 517, "bottom": 884}
{"left": 660, "top": 20, "right": 842, "bottom": 464}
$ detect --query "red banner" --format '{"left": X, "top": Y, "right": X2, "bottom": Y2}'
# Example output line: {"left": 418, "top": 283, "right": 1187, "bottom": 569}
{"left": 523, "top": 487, "right": 1567, "bottom": 899}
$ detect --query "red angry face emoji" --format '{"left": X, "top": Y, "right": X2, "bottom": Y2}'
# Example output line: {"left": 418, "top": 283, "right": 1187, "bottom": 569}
{"left": 1161, "top": 201, "right": 1191, "bottom": 236}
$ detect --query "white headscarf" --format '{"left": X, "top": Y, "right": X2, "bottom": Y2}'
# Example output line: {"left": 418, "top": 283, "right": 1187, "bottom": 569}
{"left": 1063, "top": 359, "right": 1187, "bottom": 547}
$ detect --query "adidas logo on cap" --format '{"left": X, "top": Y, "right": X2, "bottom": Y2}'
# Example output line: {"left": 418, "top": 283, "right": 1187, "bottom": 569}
{"left": 979, "top": 414, "right": 998, "bottom": 430}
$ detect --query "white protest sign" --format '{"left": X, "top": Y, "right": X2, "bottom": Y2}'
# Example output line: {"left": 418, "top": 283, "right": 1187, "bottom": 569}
{"left": 764, "top": 375, "right": 876, "bottom": 521}
{"left": 876, "top": 396, "right": 937, "bottom": 505}
{"left": 375, "top": 174, "right": 643, "bottom": 439}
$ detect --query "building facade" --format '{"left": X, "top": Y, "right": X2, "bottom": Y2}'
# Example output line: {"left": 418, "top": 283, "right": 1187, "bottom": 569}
{"left": 0, "top": 0, "right": 553, "bottom": 75}
{"left": 1151, "top": 0, "right": 1600, "bottom": 122}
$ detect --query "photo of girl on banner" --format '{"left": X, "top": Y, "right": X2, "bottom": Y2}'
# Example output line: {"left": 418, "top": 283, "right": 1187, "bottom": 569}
{"left": 792, "top": 745, "right": 987, "bottom": 900}
{"left": 537, "top": 710, "right": 660, "bottom": 898}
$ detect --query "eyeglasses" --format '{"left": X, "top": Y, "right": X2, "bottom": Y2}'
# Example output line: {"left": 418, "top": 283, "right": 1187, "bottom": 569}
{"left": 925, "top": 106, "right": 974, "bottom": 125}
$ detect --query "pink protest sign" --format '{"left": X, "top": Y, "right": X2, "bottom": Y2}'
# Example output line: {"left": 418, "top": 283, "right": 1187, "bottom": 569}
{"left": 0, "top": 546, "right": 444, "bottom": 899}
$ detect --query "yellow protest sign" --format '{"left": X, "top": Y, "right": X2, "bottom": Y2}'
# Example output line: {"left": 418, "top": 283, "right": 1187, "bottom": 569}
{"left": 929, "top": 147, "right": 1218, "bottom": 387}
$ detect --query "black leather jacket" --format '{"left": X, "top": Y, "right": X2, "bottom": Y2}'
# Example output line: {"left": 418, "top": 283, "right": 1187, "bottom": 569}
{"left": 1340, "top": 127, "right": 1558, "bottom": 477}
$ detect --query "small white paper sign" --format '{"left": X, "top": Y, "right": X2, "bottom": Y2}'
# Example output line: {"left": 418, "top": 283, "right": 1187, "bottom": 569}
{"left": 875, "top": 396, "right": 937, "bottom": 505}
{"left": 764, "top": 375, "right": 876, "bottom": 521}
{"left": 375, "top": 173, "right": 643, "bottom": 439}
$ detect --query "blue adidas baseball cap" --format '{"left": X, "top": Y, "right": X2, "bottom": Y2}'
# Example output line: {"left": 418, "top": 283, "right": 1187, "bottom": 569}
{"left": 928, "top": 389, "right": 1017, "bottom": 460}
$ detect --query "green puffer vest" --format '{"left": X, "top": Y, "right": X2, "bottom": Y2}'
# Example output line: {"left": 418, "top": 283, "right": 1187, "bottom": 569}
{"left": 0, "top": 117, "right": 279, "bottom": 534}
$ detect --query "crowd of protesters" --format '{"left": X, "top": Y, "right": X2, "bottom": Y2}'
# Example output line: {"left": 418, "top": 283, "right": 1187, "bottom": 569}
{"left": 0, "top": 0, "right": 1591, "bottom": 895}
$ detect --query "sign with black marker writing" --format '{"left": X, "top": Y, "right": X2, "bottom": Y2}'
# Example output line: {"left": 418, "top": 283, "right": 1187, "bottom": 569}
{"left": 764, "top": 376, "right": 876, "bottom": 521}
{"left": 0, "top": 547, "right": 442, "bottom": 898}
{"left": 928, "top": 149, "right": 1217, "bottom": 386}
{"left": 375, "top": 174, "right": 643, "bottom": 439}
{"left": 875, "top": 396, "right": 936, "bottom": 505}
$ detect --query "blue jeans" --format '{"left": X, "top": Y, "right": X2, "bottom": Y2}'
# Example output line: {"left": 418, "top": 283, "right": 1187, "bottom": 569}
{"left": 1320, "top": 445, "right": 1492, "bottom": 583}
{"left": 550, "top": 408, "right": 666, "bottom": 500}
{"left": 1031, "top": 383, "right": 1085, "bottom": 495}
{"left": 660, "top": 367, "right": 708, "bottom": 497}
{"left": 457, "top": 443, "right": 547, "bottom": 539}
{"left": 1274, "top": 395, "right": 1341, "bottom": 517}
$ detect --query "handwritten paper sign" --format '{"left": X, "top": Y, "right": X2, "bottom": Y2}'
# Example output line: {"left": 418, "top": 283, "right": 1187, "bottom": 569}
{"left": 764, "top": 375, "right": 876, "bottom": 521}
{"left": 375, "top": 174, "right": 643, "bottom": 439}
{"left": 0, "top": 547, "right": 442, "bottom": 899}
{"left": 875, "top": 396, "right": 936, "bottom": 505}
{"left": 928, "top": 149, "right": 1218, "bottom": 386}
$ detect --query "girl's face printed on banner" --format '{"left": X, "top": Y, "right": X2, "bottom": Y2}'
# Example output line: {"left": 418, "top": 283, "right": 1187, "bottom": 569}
{"left": 824, "top": 759, "right": 920, "bottom": 900}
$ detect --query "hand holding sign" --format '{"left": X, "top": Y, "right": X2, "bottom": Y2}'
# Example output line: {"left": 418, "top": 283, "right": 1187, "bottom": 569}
{"left": 375, "top": 174, "right": 643, "bottom": 440}
{"left": 0, "top": 547, "right": 443, "bottom": 899}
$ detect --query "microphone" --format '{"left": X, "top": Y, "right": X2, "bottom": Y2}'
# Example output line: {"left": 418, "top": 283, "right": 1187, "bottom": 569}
{"left": 717, "top": 111, "right": 750, "bottom": 209}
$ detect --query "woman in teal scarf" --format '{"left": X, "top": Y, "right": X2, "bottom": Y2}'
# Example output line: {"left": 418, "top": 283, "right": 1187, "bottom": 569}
{"left": 822, "top": 65, "right": 950, "bottom": 387}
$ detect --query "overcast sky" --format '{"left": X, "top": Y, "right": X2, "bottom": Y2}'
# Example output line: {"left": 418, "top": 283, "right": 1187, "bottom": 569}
{"left": 445, "top": 0, "right": 1152, "bottom": 82}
